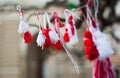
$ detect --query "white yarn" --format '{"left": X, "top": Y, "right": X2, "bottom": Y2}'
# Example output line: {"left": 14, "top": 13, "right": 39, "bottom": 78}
{"left": 63, "top": 45, "right": 79, "bottom": 74}
{"left": 92, "top": 29, "right": 114, "bottom": 60}
{"left": 55, "top": 29, "right": 79, "bottom": 74}
{"left": 18, "top": 16, "right": 28, "bottom": 34}
{"left": 49, "top": 28, "right": 59, "bottom": 44}
{"left": 36, "top": 31, "right": 45, "bottom": 47}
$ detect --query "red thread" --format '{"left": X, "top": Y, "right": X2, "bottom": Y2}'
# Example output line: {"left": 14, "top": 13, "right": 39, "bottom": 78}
{"left": 42, "top": 29, "right": 51, "bottom": 48}
{"left": 69, "top": 15, "right": 75, "bottom": 35}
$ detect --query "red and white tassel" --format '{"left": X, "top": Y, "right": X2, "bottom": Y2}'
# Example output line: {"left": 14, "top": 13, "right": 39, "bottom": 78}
{"left": 23, "top": 23, "right": 33, "bottom": 44}
{"left": 36, "top": 12, "right": 46, "bottom": 47}
{"left": 52, "top": 12, "right": 63, "bottom": 50}
{"left": 45, "top": 12, "right": 59, "bottom": 44}
{"left": 69, "top": 15, "right": 79, "bottom": 44}
{"left": 18, "top": 8, "right": 33, "bottom": 44}
{"left": 81, "top": 4, "right": 116, "bottom": 78}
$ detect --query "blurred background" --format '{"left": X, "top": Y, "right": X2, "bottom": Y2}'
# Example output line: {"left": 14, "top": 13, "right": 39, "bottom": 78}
{"left": 0, "top": 0, "right": 120, "bottom": 78}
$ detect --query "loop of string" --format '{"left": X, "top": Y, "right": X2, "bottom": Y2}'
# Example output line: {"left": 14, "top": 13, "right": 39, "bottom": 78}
{"left": 44, "top": 12, "right": 52, "bottom": 29}
{"left": 44, "top": 12, "right": 48, "bottom": 29}
{"left": 64, "top": 10, "right": 69, "bottom": 25}
{"left": 65, "top": 9, "right": 81, "bottom": 20}
{"left": 77, "top": 8, "right": 89, "bottom": 29}
{"left": 36, "top": 12, "right": 42, "bottom": 30}
{"left": 16, "top": 5, "right": 24, "bottom": 18}
{"left": 53, "top": 12, "right": 60, "bottom": 37}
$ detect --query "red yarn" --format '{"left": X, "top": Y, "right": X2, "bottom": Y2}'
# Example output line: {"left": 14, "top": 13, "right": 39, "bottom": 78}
{"left": 85, "top": 46, "right": 92, "bottom": 54}
{"left": 84, "top": 30, "right": 92, "bottom": 38}
{"left": 51, "top": 40, "right": 63, "bottom": 51}
{"left": 42, "top": 29, "right": 51, "bottom": 48}
{"left": 23, "top": 31, "right": 33, "bottom": 44}
{"left": 93, "top": 58, "right": 116, "bottom": 78}
{"left": 85, "top": 45, "right": 99, "bottom": 61}
{"left": 42, "top": 28, "right": 63, "bottom": 50}
{"left": 63, "top": 28, "right": 70, "bottom": 42}
{"left": 69, "top": 15, "right": 75, "bottom": 35}
{"left": 90, "top": 16, "right": 97, "bottom": 28}
{"left": 86, "top": 51, "right": 99, "bottom": 61}
{"left": 87, "top": 0, "right": 93, "bottom": 7}
{"left": 84, "top": 38, "right": 94, "bottom": 46}
{"left": 84, "top": 30, "right": 99, "bottom": 61}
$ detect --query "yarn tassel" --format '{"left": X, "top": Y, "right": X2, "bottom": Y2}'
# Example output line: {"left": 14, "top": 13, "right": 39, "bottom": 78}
{"left": 63, "top": 28, "right": 70, "bottom": 42}
{"left": 69, "top": 15, "right": 79, "bottom": 44}
{"left": 18, "top": 15, "right": 28, "bottom": 34}
{"left": 93, "top": 58, "right": 116, "bottom": 78}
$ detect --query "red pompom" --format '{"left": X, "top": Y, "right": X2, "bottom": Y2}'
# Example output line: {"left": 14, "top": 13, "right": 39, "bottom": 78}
{"left": 42, "top": 29, "right": 51, "bottom": 48}
{"left": 86, "top": 53, "right": 97, "bottom": 61}
{"left": 85, "top": 46, "right": 92, "bottom": 54}
{"left": 51, "top": 40, "right": 63, "bottom": 51}
{"left": 23, "top": 31, "right": 33, "bottom": 44}
{"left": 84, "top": 38, "right": 94, "bottom": 46}
{"left": 86, "top": 46, "right": 99, "bottom": 61}
{"left": 84, "top": 30, "right": 92, "bottom": 38}
{"left": 63, "top": 28, "right": 70, "bottom": 42}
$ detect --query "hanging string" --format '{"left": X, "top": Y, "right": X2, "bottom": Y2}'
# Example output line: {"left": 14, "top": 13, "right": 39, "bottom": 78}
{"left": 16, "top": 0, "right": 98, "bottom": 29}
{"left": 77, "top": 7, "right": 89, "bottom": 29}
{"left": 93, "top": 0, "right": 99, "bottom": 19}
{"left": 16, "top": 5, "right": 24, "bottom": 18}
{"left": 36, "top": 12, "right": 43, "bottom": 30}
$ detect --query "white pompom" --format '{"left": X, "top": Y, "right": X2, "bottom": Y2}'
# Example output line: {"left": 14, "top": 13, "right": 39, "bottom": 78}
{"left": 96, "top": 37, "right": 114, "bottom": 59}
{"left": 18, "top": 16, "right": 28, "bottom": 34}
{"left": 93, "top": 30, "right": 114, "bottom": 59}
{"left": 49, "top": 28, "right": 59, "bottom": 43}
{"left": 36, "top": 31, "right": 45, "bottom": 47}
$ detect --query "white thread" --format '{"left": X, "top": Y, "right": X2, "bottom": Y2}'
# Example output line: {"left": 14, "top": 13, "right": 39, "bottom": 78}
{"left": 63, "top": 45, "right": 80, "bottom": 74}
